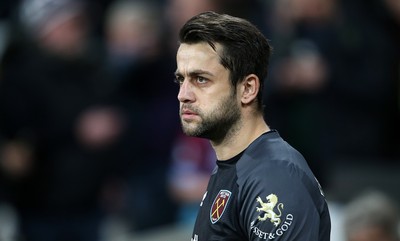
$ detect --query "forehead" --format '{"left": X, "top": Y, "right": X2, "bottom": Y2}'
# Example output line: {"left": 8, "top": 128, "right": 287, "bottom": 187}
{"left": 176, "top": 42, "right": 224, "bottom": 74}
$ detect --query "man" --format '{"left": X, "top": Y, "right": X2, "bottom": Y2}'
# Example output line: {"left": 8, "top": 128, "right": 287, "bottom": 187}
{"left": 343, "top": 191, "right": 400, "bottom": 241}
{"left": 174, "top": 11, "right": 331, "bottom": 240}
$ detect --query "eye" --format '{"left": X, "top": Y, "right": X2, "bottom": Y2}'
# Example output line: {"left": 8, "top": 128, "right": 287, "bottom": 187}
{"left": 196, "top": 76, "right": 208, "bottom": 84}
{"left": 174, "top": 75, "right": 184, "bottom": 85}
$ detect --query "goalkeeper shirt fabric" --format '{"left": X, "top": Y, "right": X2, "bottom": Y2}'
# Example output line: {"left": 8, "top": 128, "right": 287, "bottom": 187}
{"left": 191, "top": 130, "right": 331, "bottom": 241}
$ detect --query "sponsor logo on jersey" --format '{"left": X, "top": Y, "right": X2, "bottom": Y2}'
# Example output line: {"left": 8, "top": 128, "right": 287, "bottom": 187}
{"left": 250, "top": 193, "right": 294, "bottom": 239}
{"left": 256, "top": 194, "right": 283, "bottom": 226}
{"left": 210, "top": 189, "right": 231, "bottom": 224}
{"left": 250, "top": 214, "right": 294, "bottom": 240}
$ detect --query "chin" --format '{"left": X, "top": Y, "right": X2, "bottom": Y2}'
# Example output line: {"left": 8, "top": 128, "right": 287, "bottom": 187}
{"left": 182, "top": 128, "right": 199, "bottom": 137}
{"left": 182, "top": 126, "right": 203, "bottom": 138}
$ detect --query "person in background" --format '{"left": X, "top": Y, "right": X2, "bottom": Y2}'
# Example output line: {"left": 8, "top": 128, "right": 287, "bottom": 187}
{"left": 102, "top": 0, "right": 180, "bottom": 231}
{"left": 260, "top": 0, "right": 339, "bottom": 188}
{"left": 0, "top": 0, "right": 126, "bottom": 240}
{"left": 168, "top": 132, "right": 215, "bottom": 226}
{"left": 164, "top": 0, "right": 220, "bottom": 51}
{"left": 103, "top": 0, "right": 162, "bottom": 82}
{"left": 261, "top": 0, "right": 400, "bottom": 190}
{"left": 343, "top": 190, "right": 400, "bottom": 241}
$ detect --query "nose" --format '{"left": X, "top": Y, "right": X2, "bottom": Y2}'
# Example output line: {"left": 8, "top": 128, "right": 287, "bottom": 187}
{"left": 177, "top": 80, "right": 195, "bottom": 103}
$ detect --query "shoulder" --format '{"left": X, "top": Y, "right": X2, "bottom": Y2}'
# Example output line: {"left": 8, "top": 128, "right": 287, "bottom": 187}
{"left": 237, "top": 130, "right": 311, "bottom": 182}
{"left": 234, "top": 132, "right": 330, "bottom": 240}
{"left": 235, "top": 130, "right": 327, "bottom": 215}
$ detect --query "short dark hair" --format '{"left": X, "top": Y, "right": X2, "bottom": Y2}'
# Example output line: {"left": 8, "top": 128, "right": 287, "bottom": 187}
{"left": 179, "top": 11, "right": 272, "bottom": 111}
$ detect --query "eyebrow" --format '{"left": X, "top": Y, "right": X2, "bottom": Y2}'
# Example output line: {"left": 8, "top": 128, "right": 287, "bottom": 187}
{"left": 174, "top": 69, "right": 215, "bottom": 77}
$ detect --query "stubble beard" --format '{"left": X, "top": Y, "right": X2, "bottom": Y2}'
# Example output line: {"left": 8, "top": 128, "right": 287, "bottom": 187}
{"left": 180, "top": 92, "right": 241, "bottom": 142}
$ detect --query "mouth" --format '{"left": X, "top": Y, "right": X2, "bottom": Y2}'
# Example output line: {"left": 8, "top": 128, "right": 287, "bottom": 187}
{"left": 180, "top": 108, "right": 198, "bottom": 120}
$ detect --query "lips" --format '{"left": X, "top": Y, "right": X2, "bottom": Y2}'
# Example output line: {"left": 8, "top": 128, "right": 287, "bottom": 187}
{"left": 180, "top": 107, "right": 198, "bottom": 120}
{"left": 182, "top": 109, "right": 196, "bottom": 115}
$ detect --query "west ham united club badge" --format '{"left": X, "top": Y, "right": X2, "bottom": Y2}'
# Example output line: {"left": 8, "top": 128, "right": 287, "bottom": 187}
{"left": 210, "top": 190, "right": 231, "bottom": 224}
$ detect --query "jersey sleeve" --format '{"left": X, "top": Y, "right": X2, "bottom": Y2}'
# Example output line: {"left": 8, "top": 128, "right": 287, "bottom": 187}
{"left": 238, "top": 161, "right": 324, "bottom": 241}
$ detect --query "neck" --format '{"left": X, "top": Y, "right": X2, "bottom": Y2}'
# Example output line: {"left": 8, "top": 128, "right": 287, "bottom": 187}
{"left": 211, "top": 114, "right": 269, "bottom": 161}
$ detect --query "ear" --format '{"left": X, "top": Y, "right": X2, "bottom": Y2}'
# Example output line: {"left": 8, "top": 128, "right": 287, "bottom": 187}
{"left": 240, "top": 74, "right": 260, "bottom": 105}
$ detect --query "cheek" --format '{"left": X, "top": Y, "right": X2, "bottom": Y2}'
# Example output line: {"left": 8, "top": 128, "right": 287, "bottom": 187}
{"left": 214, "top": 93, "right": 238, "bottom": 112}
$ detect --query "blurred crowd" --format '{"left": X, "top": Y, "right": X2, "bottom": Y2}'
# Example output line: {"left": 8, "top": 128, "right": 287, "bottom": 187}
{"left": 0, "top": 0, "right": 399, "bottom": 240}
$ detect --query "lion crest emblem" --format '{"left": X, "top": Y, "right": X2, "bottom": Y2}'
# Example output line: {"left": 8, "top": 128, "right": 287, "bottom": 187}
{"left": 256, "top": 194, "right": 284, "bottom": 226}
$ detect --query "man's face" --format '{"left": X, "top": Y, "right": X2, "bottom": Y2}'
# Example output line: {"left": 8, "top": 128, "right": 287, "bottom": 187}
{"left": 176, "top": 42, "right": 241, "bottom": 141}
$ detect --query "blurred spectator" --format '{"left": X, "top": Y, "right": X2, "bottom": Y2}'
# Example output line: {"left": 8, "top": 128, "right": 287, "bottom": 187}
{"left": 323, "top": 0, "right": 400, "bottom": 162}
{"left": 168, "top": 133, "right": 215, "bottom": 226}
{"left": 262, "top": 0, "right": 340, "bottom": 187}
{"left": 102, "top": 0, "right": 181, "bottom": 231}
{"left": 19, "top": 0, "right": 90, "bottom": 57}
{"left": 343, "top": 190, "right": 400, "bottom": 241}
{"left": 104, "top": 0, "right": 162, "bottom": 81}
{"left": 0, "top": 0, "right": 127, "bottom": 240}
{"left": 262, "top": 0, "right": 400, "bottom": 189}
{"left": 164, "top": 0, "right": 221, "bottom": 51}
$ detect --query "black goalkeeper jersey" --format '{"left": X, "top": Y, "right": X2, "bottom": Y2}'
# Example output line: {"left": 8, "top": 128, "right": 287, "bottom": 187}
{"left": 191, "top": 130, "right": 331, "bottom": 241}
